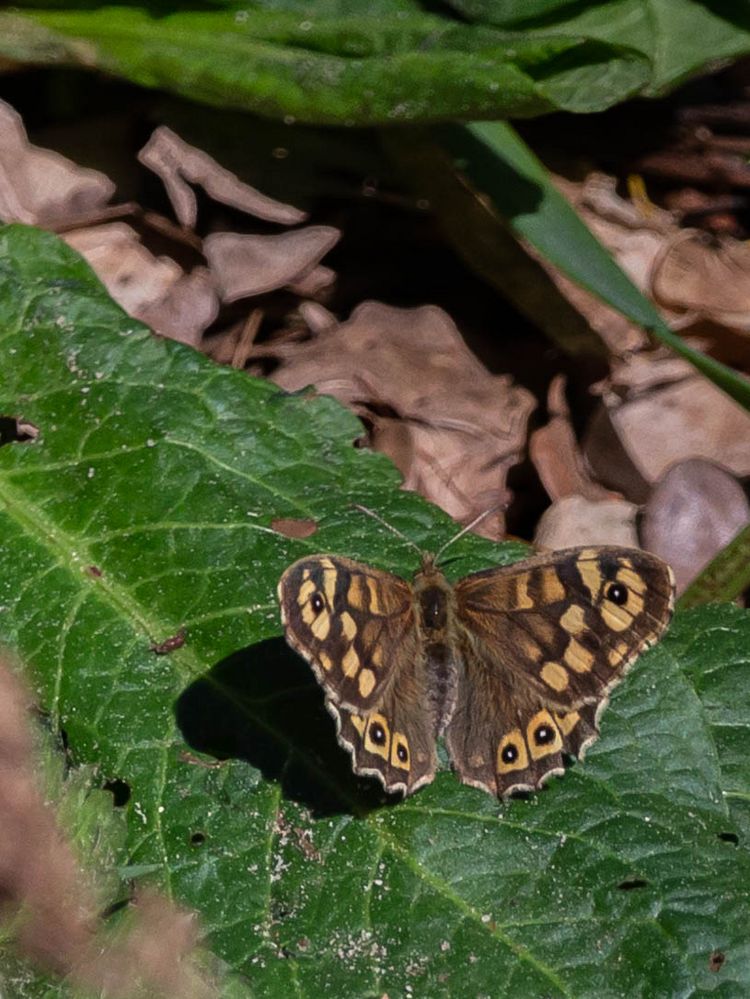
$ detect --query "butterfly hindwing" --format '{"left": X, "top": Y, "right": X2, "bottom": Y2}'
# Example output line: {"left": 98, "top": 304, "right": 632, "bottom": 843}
{"left": 332, "top": 673, "right": 439, "bottom": 795}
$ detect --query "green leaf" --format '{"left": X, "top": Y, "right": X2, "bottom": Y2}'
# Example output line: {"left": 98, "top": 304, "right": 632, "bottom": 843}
{"left": 2, "top": 1, "right": 750, "bottom": 124}
{"left": 1, "top": 224, "right": 749, "bottom": 996}
{"left": 435, "top": 121, "right": 750, "bottom": 410}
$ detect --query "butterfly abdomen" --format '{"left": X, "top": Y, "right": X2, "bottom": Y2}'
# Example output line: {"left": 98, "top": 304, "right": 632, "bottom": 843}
{"left": 416, "top": 575, "right": 459, "bottom": 734}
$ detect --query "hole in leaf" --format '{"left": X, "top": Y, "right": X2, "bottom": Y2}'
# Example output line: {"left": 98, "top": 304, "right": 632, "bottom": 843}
{"left": 271, "top": 900, "right": 290, "bottom": 921}
{"left": 103, "top": 778, "right": 131, "bottom": 807}
{"left": 709, "top": 950, "right": 726, "bottom": 972}
{"left": 718, "top": 831, "right": 739, "bottom": 845}
{"left": 190, "top": 831, "right": 206, "bottom": 846}
{"left": 617, "top": 877, "right": 649, "bottom": 891}
{"left": 0, "top": 416, "right": 39, "bottom": 445}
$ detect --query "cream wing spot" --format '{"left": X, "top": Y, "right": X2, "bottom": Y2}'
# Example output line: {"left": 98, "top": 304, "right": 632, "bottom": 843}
{"left": 578, "top": 552, "right": 603, "bottom": 602}
{"left": 301, "top": 602, "right": 316, "bottom": 626}
{"left": 616, "top": 566, "right": 647, "bottom": 595}
{"left": 541, "top": 661, "right": 569, "bottom": 692}
{"left": 366, "top": 577, "right": 383, "bottom": 614}
{"left": 322, "top": 567, "right": 337, "bottom": 606}
{"left": 540, "top": 568, "right": 566, "bottom": 603}
{"left": 347, "top": 575, "right": 367, "bottom": 610}
{"left": 564, "top": 637, "right": 595, "bottom": 673}
{"left": 340, "top": 612, "right": 357, "bottom": 641}
{"left": 342, "top": 645, "right": 360, "bottom": 678}
{"left": 608, "top": 639, "right": 630, "bottom": 667}
{"left": 318, "top": 651, "right": 333, "bottom": 672}
{"left": 560, "top": 604, "right": 586, "bottom": 636}
{"left": 600, "top": 603, "right": 634, "bottom": 632}
{"left": 358, "top": 667, "right": 376, "bottom": 698}
{"left": 514, "top": 575, "right": 534, "bottom": 610}
{"left": 310, "top": 611, "right": 331, "bottom": 640}
{"left": 554, "top": 710, "right": 580, "bottom": 736}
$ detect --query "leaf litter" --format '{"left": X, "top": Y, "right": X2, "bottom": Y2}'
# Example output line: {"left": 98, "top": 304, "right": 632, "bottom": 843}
{"left": 2, "top": 90, "right": 748, "bottom": 590}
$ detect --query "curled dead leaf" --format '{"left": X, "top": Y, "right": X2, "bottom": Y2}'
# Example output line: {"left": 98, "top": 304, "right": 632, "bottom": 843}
{"left": 652, "top": 231, "right": 750, "bottom": 331}
{"left": 265, "top": 301, "right": 534, "bottom": 535}
{"left": 534, "top": 495, "right": 639, "bottom": 550}
{"left": 138, "top": 126, "right": 307, "bottom": 228}
{"left": 0, "top": 99, "right": 114, "bottom": 227}
{"left": 530, "top": 375, "right": 614, "bottom": 502}
{"left": 204, "top": 226, "right": 340, "bottom": 302}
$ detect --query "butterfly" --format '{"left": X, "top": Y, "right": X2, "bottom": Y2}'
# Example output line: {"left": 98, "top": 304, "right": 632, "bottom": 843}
{"left": 277, "top": 516, "right": 674, "bottom": 800}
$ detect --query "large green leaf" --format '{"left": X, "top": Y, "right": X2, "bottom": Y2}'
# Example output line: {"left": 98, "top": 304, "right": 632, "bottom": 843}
{"left": 2, "top": 1, "right": 749, "bottom": 124}
{"left": 0, "top": 224, "right": 748, "bottom": 996}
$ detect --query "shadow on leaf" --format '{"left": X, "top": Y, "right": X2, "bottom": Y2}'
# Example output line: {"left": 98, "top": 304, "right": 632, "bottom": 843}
{"left": 175, "top": 637, "right": 397, "bottom": 817}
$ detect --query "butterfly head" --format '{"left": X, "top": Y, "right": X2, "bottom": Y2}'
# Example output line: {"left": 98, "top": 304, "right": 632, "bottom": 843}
{"left": 353, "top": 503, "right": 503, "bottom": 577}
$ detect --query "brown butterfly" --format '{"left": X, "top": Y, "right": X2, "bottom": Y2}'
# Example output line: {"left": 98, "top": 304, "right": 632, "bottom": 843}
{"left": 277, "top": 516, "right": 674, "bottom": 799}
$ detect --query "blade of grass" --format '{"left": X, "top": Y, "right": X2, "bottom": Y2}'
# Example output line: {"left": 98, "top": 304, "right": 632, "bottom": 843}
{"left": 678, "top": 523, "right": 750, "bottom": 608}
{"left": 436, "top": 121, "right": 750, "bottom": 411}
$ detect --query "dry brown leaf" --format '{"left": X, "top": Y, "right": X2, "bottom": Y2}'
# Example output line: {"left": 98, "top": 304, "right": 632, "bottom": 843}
{"left": 287, "top": 264, "right": 337, "bottom": 298}
{"left": 641, "top": 458, "right": 750, "bottom": 594}
{"left": 529, "top": 374, "right": 615, "bottom": 502}
{"left": 139, "top": 267, "right": 220, "bottom": 347}
{"left": 298, "top": 301, "right": 338, "bottom": 335}
{"left": 139, "top": 126, "right": 307, "bottom": 228}
{"left": 204, "top": 226, "right": 340, "bottom": 302}
{"left": 271, "top": 518, "right": 319, "bottom": 539}
{"left": 265, "top": 301, "right": 535, "bottom": 534}
{"left": 534, "top": 495, "right": 639, "bottom": 550}
{"left": 543, "top": 172, "right": 676, "bottom": 356}
{"left": 603, "top": 375, "right": 750, "bottom": 483}
{"left": 652, "top": 231, "right": 750, "bottom": 331}
{"left": 602, "top": 350, "right": 695, "bottom": 394}
{"left": 63, "top": 226, "right": 219, "bottom": 346}
{"left": 64, "top": 223, "right": 182, "bottom": 314}
{"left": 0, "top": 99, "right": 114, "bottom": 226}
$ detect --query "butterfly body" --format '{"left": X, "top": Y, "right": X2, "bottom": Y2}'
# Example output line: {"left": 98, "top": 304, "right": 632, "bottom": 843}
{"left": 278, "top": 545, "right": 674, "bottom": 800}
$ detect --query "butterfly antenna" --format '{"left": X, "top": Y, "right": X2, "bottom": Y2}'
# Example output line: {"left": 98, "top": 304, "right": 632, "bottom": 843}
{"left": 433, "top": 505, "right": 503, "bottom": 565}
{"left": 351, "top": 504, "right": 423, "bottom": 556}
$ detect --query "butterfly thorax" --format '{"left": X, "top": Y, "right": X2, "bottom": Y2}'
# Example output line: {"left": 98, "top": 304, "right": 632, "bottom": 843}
{"left": 413, "top": 564, "right": 459, "bottom": 735}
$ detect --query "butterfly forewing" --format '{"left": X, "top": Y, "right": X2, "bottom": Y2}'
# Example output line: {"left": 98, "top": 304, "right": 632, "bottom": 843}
{"left": 278, "top": 555, "right": 414, "bottom": 711}
{"left": 447, "top": 546, "right": 674, "bottom": 796}
{"left": 454, "top": 546, "right": 674, "bottom": 708}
